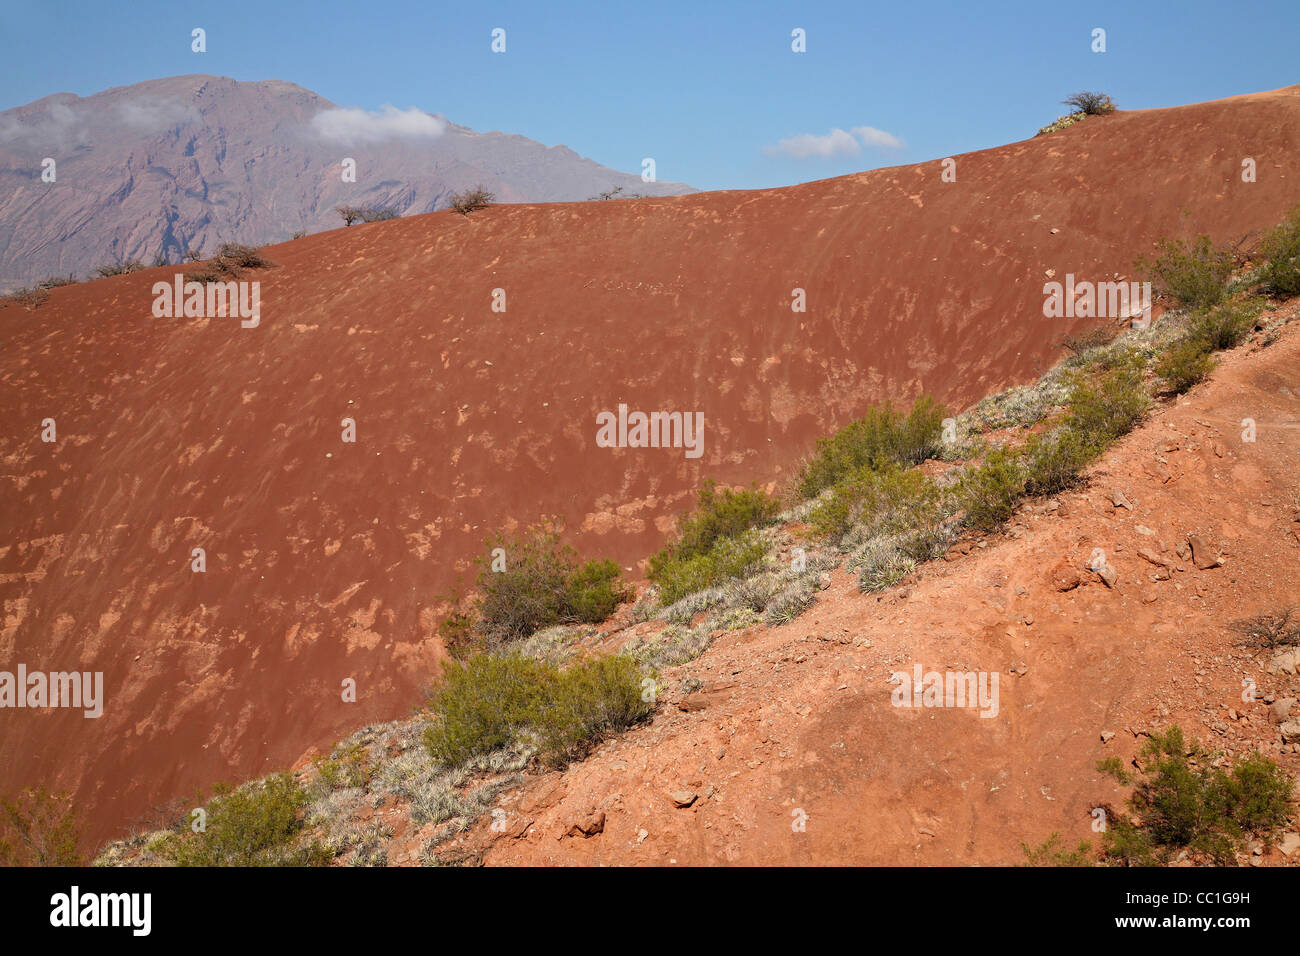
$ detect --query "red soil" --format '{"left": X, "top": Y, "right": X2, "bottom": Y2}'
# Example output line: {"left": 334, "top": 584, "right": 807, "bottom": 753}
{"left": 2, "top": 86, "right": 1300, "bottom": 849}
{"left": 476, "top": 301, "right": 1300, "bottom": 865}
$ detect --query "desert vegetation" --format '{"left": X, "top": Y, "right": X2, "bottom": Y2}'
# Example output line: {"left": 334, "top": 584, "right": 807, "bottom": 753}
{"left": 440, "top": 522, "right": 630, "bottom": 653}
{"left": 0, "top": 786, "right": 84, "bottom": 866}
{"left": 1096, "top": 727, "right": 1292, "bottom": 865}
{"left": 448, "top": 185, "right": 495, "bottom": 215}
{"left": 186, "top": 242, "right": 274, "bottom": 284}
{"left": 94, "top": 258, "right": 145, "bottom": 277}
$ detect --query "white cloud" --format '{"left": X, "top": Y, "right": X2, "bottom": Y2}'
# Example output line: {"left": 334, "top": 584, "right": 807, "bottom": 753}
{"left": 117, "top": 98, "right": 201, "bottom": 133}
{"left": 0, "top": 101, "right": 87, "bottom": 148}
{"left": 850, "top": 125, "right": 905, "bottom": 149}
{"left": 763, "top": 124, "right": 905, "bottom": 160}
{"left": 310, "top": 105, "right": 446, "bottom": 144}
{"left": 763, "top": 127, "right": 860, "bottom": 160}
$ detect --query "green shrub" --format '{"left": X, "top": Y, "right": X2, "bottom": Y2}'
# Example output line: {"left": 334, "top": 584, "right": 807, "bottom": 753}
{"left": 647, "top": 481, "right": 779, "bottom": 604}
{"left": 1021, "top": 427, "right": 1101, "bottom": 496}
{"left": 423, "top": 653, "right": 651, "bottom": 768}
{"left": 955, "top": 446, "right": 1026, "bottom": 530}
{"left": 1258, "top": 204, "right": 1300, "bottom": 295}
{"left": 657, "top": 480, "right": 780, "bottom": 565}
{"left": 797, "top": 396, "right": 946, "bottom": 498}
{"left": 1099, "top": 726, "right": 1293, "bottom": 865}
{"left": 651, "top": 531, "right": 767, "bottom": 605}
{"left": 1186, "top": 299, "right": 1258, "bottom": 351}
{"left": 1060, "top": 361, "right": 1150, "bottom": 445}
{"left": 1136, "top": 235, "right": 1233, "bottom": 310}
{"left": 1020, "top": 832, "right": 1094, "bottom": 867}
{"left": 1156, "top": 339, "right": 1215, "bottom": 394}
{"left": 313, "top": 743, "right": 370, "bottom": 791}
{"left": 809, "top": 464, "right": 943, "bottom": 542}
{"left": 565, "top": 558, "right": 629, "bottom": 623}
{"left": 159, "top": 773, "right": 321, "bottom": 867}
{"left": 0, "top": 787, "right": 84, "bottom": 866}
{"left": 462, "top": 524, "right": 631, "bottom": 646}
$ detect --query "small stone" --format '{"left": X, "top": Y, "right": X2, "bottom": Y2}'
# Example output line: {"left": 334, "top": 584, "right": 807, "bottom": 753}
{"left": 1136, "top": 547, "right": 1170, "bottom": 568}
{"left": 1101, "top": 731, "right": 1116, "bottom": 743}
{"left": 1279, "top": 833, "right": 1300, "bottom": 857}
{"left": 1268, "top": 698, "right": 1297, "bottom": 723}
{"left": 1096, "top": 564, "right": 1118, "bottom": 588}
{"left": 1111, "top": 489, "right": 1133, "bottom": 510}
{"left": 1187, "top": 534, "right": 1223, "bottom": 570}
{"left": 670, "top": 790, "right": 698, "bottom": 808}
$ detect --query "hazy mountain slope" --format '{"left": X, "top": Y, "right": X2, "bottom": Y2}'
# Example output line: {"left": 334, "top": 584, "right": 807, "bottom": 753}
{"left": 0, "top": 74, "right": 694, "bottom": 289}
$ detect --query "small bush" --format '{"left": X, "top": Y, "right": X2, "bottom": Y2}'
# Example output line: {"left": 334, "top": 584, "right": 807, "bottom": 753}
{"left": 797, "top": 395, "right": 946, "bottom": 498}
{"left": 214, "top": 243, "right": 271, "bottom": 270}
{"left": 809, "top": 464, "right": 942, "bottom": 542}
{"left": 4, "top": 287, "right": 50, "bottom": 311}
{"left": 95, "top": 259, "right": 144, "bottom": 277}
{"left": 449, "top": 186, "right": 495, "bottom": 216}
{"left": 450, "top": 523, "right": 630, "bottom": 649}
{"left": 312, "top": 742, "right": 371, "bottom": 792}
{"left": 423, "top": 653, "right": 652, "bottom": 768}
{"left": 291, "top": 230, "right": 308, "bottom": 240}
{"left": 1258, "top": 204, "right": 1300, "bottom": 295}
{"left": 651, "top": 531, "right": 768, "bottom": 605}
{"left": 1062, "top": 92, "right": 1117, "bottom": 116}
{"left": 1021, "top": 427, "right": 1100, "bottom": 497}
{"left": 158, "top": 773, "right": 321, "bottom": 867}
{"left": 36, "top": 274, "right": 77, "bottom": 290}
{"left": 1099, "top": 726, "right": 1293, "bottom": 865}
{"left": 1136, "top": 235, "right": 1233, "bottom": 310}
{"left": 1229, "top": 607, "right": 1300, "bottom": 649}
{"left": 1186, "top": 299, "right": 1258, "bottom": 351}
{"left": 360, "top": 207, "right": 399, "bottom": 223}
{"left": 1156, "top": 339, "right": 1215, "bottom": 394}
{"left": 335, "top": 205, "right": 364, "bottom": 226}
{"left": 1020, "top": 832, "right": 1094, "bottom": 867}
{"left": 0, "top": 787, "right": 84, "bottom": 866}
{"left": 655, "top": 480, "right": 780, "bottom": 567}
{"left": 185, "top": 244, "right": 273, "bottom": 284}
{"left": 955, "top": 447, "right": 1026, "bottom": 530}
{"left": 1060, "top": 361, "right": 1150, "bottom": 445}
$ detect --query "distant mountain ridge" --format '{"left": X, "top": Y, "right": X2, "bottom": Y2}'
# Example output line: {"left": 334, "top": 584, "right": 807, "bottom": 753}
{"left": 0, "top": 74, "right": 694, "bottom": 289}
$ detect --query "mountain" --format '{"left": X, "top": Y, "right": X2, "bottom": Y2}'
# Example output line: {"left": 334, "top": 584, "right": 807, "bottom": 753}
{"left": 3, "top": 86, "right": 1300, "bottom": 848}
{"left": 0, "top": 74, "right": 694, "bottom": 290}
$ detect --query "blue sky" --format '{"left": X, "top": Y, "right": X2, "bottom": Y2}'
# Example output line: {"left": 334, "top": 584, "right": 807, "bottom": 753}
{"left": 1, "top": 0, "right": 1296, "bottom": 191}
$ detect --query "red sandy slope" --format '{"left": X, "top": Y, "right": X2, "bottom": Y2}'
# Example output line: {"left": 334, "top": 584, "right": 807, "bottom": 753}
{"left": 2, "top": 87, "right": 1299, "bottom": 847}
